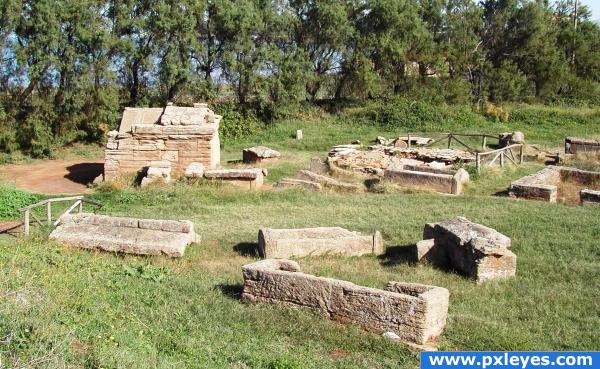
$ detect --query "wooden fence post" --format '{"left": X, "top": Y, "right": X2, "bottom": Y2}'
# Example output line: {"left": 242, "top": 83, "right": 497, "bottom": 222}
{"left": 447, "top": 135, "right": 452, "bottom": 149}
{"left": 476, "top": 153, "right": 481, "bottom": 174}
{"left": 482, "top": 136, "right": 487, "bottom": 150}
{"left": 24, "top": 210, "right": 30, "bottom": 236}
{"left": 47, "top": 202, "right": 52, "bottom": 225}
{"left": 520, "top": 144, "right": 524, "bottom": 164}
{"left": 500, "top": 151, "right": 505, "bottom": 168}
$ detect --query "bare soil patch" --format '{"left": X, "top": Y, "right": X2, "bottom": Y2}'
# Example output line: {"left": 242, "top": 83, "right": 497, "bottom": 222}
{"left": 0, "top": 160, "right": 103, "bottom": 194}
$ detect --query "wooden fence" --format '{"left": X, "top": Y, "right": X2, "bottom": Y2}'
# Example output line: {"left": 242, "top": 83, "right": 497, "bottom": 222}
{"left": 475, "top": 144, "right": 524, "bottom": 173}
{"left": 18, "top": 196, "right": 103, "bottom": 236}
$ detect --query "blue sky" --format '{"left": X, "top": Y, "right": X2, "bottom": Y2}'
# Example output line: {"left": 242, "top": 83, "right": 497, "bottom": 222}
{"left": 581, "top": 0, "right": 600, "bottom": 20}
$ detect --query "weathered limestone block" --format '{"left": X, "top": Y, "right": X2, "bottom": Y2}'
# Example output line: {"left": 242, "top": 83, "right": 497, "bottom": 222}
{"left": 241, "top": 259, "right": 449, "bottom": 348}
{"left": 500, "top": 131, "right": 525, "bottom": 146}
{"left": 203, "top": 168, "right": 264, "bottom": 189}
{"left": 258, "top": 227, "right": 383, "bottom": 258}
{"left": 296, "top": 170, "right": 362, "bottom": 192}
{"left": 141, "top": 161, "right": 171, "bottom": 187}
{"left": 417, "top": 217, "right": 515, "bottom": 284}
{"left": 184, "top": 162, "right": 205, "bottom": 178}
{"left": 309, "top": 157, "right": 329, "bottom": 174}
{"left": 49, "top": 213, "right": 197, "bottom": 257}
{"left": 580, "top": 189, "right": 600, "bottom": 205}
{"left": 384, "top": 167, "right": 468, "bottom": 195}
{"left": 242, "top": 146, "right": 281, "bottom": 163}
{"left": 274, "top": 178, "right": 323, "bottom": 191}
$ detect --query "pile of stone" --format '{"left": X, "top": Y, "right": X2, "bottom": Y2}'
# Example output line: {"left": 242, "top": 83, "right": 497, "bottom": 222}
{"left": 415, "top": 217, "right": 516, "bottom": 284}
{"left": 376, "top": 136, "right": 433, "bottom": 147}
{"left": 49, "top": 213, "right": 197, "bottom": 257}
{"left": 101, "top": 102, "right": 221, "bottom": 182}
{"left": 565, "top": 137, "right": 600, "bottom": 154}
{"left": 327, "top": 144, "right": 475, "bottom": 176}
{"left": 241, "top": 259, "right": 449, "bottom": 349}
{"left": 258, "top": 227, "right": 383, "bottom": 258}
{"left": 386, "top": 147, "right": 476, "bottom": 164}
{"left": 141, "top": 160, "right": 172, "bottom": 187}
{"left": 243, "top": 146, "right": 281, "bottom": 163}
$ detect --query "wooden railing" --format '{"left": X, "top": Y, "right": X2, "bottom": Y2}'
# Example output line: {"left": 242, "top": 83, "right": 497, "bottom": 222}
{"left": 424, "top": 133, "right": 501, "bottom": 151}
{"left": 18, "top": 196, "right": 103, "bottom": 236}
{"left": 475, "top": 144, "right": 524, "bottom": 173}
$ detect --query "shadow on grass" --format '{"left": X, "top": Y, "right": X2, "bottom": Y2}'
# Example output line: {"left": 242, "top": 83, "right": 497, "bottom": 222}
{"left": 378, "top": 244, "right": 417, "bottom": 267}
{"left": 494, "top": 189, "right": 510, "bottom": 197}
{"left": 233, "top": 242, "right": 260, "bottom": 257}
{"left": 216, "top": 283, "right": 244, "bottom": 300}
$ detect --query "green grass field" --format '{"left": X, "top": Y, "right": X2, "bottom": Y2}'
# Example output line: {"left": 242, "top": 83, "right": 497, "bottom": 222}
{"left": 1, "top": 105, "right": 599, "bottom": 368}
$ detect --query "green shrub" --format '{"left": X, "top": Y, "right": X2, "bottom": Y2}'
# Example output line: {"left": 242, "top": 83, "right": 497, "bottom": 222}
{"left": 213, "top": 103, "right": 262, "bottom": 142}
{"left": 267, "top": 357, "right": 304, "bottom": 369}
{"left": 0, "top": 185, "right": 39, "bottom": 220}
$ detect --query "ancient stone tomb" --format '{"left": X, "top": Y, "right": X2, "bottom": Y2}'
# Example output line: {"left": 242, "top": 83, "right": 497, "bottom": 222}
{"left": 103, "top": 103, "right": 221, "bottom": 181}
{"left": 241, "top": 259, "right": 449, "bottom": 348}
{"left": 49, "top": 213, "right": 197, "bottom": 257}
{"left": 509, "top": 165, "right": 600, "bottom": 205}
{"left": 415, "top": 217, "right": 516, "bottom": 284}
{"left": 258, "top": 227, "right": 383, "bottom": 258}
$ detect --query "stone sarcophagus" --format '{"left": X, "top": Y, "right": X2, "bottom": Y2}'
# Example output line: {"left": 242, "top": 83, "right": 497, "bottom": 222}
{"left": 415, "top": 217, "right": 516, "bottom": 284}
{"left": 241, "top": 259, "right": 449, "bottom": 348}
{"left": 103, "top": 103, "right": 221, "bottom": 181}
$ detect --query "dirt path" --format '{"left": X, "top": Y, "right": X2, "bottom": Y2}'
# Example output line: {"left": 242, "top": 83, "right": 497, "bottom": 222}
{"left": 0, "top": 160, "right": 103, "bottom": 195}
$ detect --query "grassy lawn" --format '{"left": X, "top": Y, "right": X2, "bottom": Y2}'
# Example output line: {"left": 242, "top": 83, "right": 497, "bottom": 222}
{"left": 1, "top": 105, "right": 599, "bottom": 368}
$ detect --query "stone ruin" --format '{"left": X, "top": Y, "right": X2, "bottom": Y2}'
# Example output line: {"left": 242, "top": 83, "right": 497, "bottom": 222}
{"left": 258, "top": 227, "right": 383, "bottom": 258}
{"left": 102, "top": 102, "right": 221, "bottom": 181}
{"left": 202, "top": 168, "right": 266, "bottom": 190}
{"left": 49, "top": 213, "right": 197, "bottom": 257}
{"left": 509, "top": 165, "right": 600, "bottom": 205}
{"left": 241, "top": 259, "right": 449, "bottom": 349}
{"left": 565, "top": 137, "right": 600, "bottom": 154}
{"left": 415, "top": 217, "right": 516, "bottom": 284}
{"left": 384, "top": 165, "right": 470, "bottom": 195}
{"left": 243, "top": 146, "right": 280, "bottom": 163}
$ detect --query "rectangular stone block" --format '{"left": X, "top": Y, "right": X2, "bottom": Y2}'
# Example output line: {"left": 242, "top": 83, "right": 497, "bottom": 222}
{"left": 258, "top": 227, "right": 383, "bottom": 258}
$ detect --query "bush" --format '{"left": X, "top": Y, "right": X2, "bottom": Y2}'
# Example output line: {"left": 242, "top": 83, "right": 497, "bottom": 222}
{"left": 0, "top": 186, "right": 39, "bottom": 220}
{"left": 213, "top": 103, "right": 262, "bottom": 142}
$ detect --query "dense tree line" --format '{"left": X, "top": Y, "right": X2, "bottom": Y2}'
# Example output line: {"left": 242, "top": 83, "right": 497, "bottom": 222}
{"left": 0, "top": 0, "right": 598, "bottom": 156}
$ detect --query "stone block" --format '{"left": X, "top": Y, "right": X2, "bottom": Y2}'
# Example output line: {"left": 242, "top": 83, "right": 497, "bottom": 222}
{"left": 258, "top": 227, "right": 383, "bottom": 258}
{"left": 415, "top": 217, "right": 515, "bottom": 284}
{"left": 50, "top": 213, "right": 197, "bottom": 257}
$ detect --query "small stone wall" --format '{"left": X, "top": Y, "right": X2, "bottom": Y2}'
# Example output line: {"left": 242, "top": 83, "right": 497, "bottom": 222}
{"left": 565, "top": 137, "right": 600, "bottom": 154}
{"left": 509, "top": 166, "right": 600, "bottom": 203}
{"left": 241, "top": 259, "right": 449, "bottom": 348}
{"left": 416, "top": 217, "right": 516, "bottom": 284}
{"left": 104, "top": 103, "right": 221, "bottom": 180}
{"left": 258, "top": 227, "right": 383, "bottom": 258}
{"left": 49, "top": 213, "right": 197, "bottom": 257}
{"left": 508, "top": 166, "right": 559, "bottom": 202}
{"left": 384, "top": 167, "right": 469, "bottom": 195}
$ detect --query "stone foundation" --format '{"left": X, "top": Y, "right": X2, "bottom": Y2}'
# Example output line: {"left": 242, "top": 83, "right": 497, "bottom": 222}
{"left": 49, "top": 213, "right": 197, "bottom": 257}
{"left": 103, "top": 103, "right": 221, "bottom": 180}
{"left": 241, "top": 259, "right": 449, "bottom": 348}
{"left": 416, "top": 217, "right": 516, "bottom": 284}
{"left": 258, "top": 227, "right": 383, "bottom": 258}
